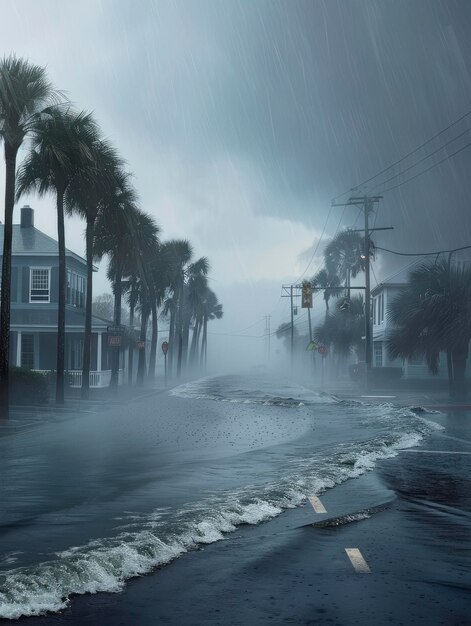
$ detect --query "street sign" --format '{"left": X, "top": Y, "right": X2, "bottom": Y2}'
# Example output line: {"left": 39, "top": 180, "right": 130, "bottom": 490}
{"left": 108, "top": 335, "right": 122, "bottom": 347}
{"left": 107, "top": 325, "right": 125, "bottom": 334}
{"left": 318, "top": 345, "right": 328, "bottom": 357}
{"left": 137, "top": 340, "right": 145, "bottom": 349}
{"left": 307, "top": 341, "right": 318, "bottom": 351}
{"left": 161, "top": 341, "right": 169, "bottom": 354}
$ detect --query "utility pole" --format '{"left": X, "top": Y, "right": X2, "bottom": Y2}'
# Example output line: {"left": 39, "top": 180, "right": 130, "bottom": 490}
{"left": 332, "top": 195, "right": 391, "bottom": 388}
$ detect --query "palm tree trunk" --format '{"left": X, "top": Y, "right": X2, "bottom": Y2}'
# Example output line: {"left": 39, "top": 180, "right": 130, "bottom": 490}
{"left": 56, "top": 189, "right": 66, "bottom": 404}
{"left": 110, "top": 263, "right": 123, "bottom": 389}
{"left": 81, "top": 215, "right": 95, "bottom": 399}
{"left": 136, "top": 309, "right": 148, "bottom": 386}
{"left": 201, "top": 314, "right": 208, "bottom": 369}
{"left": 446, "top": 348, "right": 454, "bottom": 398}
{"left": 0, "top": 145, "right": 18, "bottom": 416}
{"left": 182, "top": 312, "right": 190, "bottom": 371}
{"left": 189, "top": 317, "right": 200, "bottom": 366}
{"left": 148, "top": 301, "right": 158, "bottom": 379}
{"left": 168, "top": 307, "right": 175, "bottom": 376}
{"left": 128, "top": 288, "right": 135, "bottom": 385}
{"left": 176, "top": 281, "right": 184, "bottom": 378}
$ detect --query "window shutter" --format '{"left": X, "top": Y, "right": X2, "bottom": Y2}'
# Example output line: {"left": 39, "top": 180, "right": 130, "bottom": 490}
{"left": 11, "top": 267, "right": 18, "bottom": 303}
{"left": 50, "top": 266, "right": 59, "bottom": 303}
{"left": 22, "top": 267, "right": 30, "bottom": 302}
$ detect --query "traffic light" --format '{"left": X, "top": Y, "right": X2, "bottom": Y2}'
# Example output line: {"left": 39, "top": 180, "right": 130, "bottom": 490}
{"left": 302, "top": 281, "right": 312, "bottom": 308}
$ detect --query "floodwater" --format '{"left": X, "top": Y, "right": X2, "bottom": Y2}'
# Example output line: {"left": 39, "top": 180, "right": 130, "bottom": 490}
{"left": 0, "top": 372, "right": 457, "bottom": 620}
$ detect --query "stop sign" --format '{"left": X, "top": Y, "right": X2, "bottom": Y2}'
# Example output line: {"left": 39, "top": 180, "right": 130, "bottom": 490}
{"left": 161, "top": 341, "right": 169, "bottom": 354}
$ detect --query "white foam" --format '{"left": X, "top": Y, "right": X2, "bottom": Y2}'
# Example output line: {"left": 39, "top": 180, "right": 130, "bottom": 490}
{"left": 0, "top": 398, "right": 440, "bottom": 620}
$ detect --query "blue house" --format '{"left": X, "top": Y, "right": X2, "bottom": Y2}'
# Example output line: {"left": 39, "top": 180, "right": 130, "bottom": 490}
{"left": 0, "top": 205, "right": 121, "bottom": 388}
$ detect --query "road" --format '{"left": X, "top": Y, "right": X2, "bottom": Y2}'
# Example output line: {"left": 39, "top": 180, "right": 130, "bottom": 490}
{"left": 0, "top": 372, "right": 469, "bottom": 625}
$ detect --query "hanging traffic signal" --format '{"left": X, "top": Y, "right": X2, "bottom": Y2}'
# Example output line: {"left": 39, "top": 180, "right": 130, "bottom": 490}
{"left": 302, "top": 281, "right": 313, "bottom": 308}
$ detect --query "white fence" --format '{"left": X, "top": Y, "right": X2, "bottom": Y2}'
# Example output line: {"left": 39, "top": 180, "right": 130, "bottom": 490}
{"left": 35, "top": 369, "right": 123, "bottom": 388}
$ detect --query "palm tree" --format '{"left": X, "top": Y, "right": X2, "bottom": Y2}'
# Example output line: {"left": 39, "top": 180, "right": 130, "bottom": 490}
{"left": 188, "top": 275, "right": 209, "bottom": 368}
{"left": 180, "top": 257, "right": 210, "bottom": 373}
{"left": 311, "top": 269, "right": 342, "bottom": 317}
{"left": 65, "top": 138, "right": 123, "bottom": 398}
{"left": 199, "top": 288, "right": 223, "bottom": 369}
{"left": 161, "top": 240, "right": 193, "bottom": 377}
{"left": 314, "top": 294, "right": 365, "bottom": 359}
{"left": 324, "top": 230, "right": 374, "bottom": 286}
{"left": 16, "top": 108, "right": 98, "bottom": 403}
{"left": 388, "top": 261, "right": 471, "bottom": 398}
{"left": 93, "top": 186, "right": 155, "bottom": 388}
{"left": 0, "top": 55, "right": 57, "bottom": 411}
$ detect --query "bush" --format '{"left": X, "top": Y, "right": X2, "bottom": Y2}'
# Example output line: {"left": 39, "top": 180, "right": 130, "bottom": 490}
{"left": 10, "top": 367, "right": 49, "bottom": 405}
{"left": 370, "top": 367, "right": 403, "bottom": 385}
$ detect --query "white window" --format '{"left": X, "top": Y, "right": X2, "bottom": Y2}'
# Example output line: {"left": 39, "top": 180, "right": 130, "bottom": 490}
{"left": 30, "top": 268, "right": 50, "bottom": 303}
{"left": 374, "top": 342, "right": 383, "bottom": 367}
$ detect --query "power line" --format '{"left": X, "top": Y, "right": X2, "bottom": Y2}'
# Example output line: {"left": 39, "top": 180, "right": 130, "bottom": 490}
{"left": 332, "top": 107, "right": 471, "bottom": 202}
{"left": 376, "top": 243, "right": 471, "bottom": 257}
{"left": 377, "top": 139, "right": 471, "bottom": 194}
{"left": 371, "top": 128, "right": 470, "bottom": 191}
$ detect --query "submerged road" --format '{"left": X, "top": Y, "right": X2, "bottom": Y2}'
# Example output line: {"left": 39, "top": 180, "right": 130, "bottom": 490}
{"left": 0, "top": 373, "right": 470, "bottom": 625}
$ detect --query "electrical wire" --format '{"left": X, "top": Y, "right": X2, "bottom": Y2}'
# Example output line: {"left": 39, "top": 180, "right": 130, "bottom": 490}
{"left": 332, "top": 107, "right": 471, "bottom": 202}
{"left": 371, "top": 128, "right": 470, "bottom": 191}
{"left": 376, "top": 244, "right": 471, "bottom": 257}
{"left": 377, "top": 140, "right": 471, "bottom": 194}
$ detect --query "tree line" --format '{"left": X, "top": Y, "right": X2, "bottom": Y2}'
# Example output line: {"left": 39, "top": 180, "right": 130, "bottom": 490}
{"left": 0, "top": 55, "right": 223, "bottom": 411}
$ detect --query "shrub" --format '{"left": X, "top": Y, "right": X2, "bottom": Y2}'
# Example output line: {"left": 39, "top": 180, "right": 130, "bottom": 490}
{"left": 10, "top": 366, "right": 49, "bottom": 405}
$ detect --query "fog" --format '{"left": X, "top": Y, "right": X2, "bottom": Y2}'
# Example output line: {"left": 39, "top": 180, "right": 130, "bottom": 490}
{"left": 1, "top": 0, "right": 471, "bottom": 372}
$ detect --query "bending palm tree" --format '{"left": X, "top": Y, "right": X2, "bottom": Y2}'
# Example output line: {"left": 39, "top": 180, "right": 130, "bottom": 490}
{"left": 388, "top": 261, "right": 471, "bottom": 398}
{"left": 66, "top": 138, "right": 123, "bottom": 398}
{"left": 0, "top": 55, "right": 57, "bottom": 411}
{"left": 16, "top": 108, "right": 97, "bottom": 403}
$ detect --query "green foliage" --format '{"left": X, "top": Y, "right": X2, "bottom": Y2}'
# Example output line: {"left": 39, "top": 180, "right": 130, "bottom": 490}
{"left": 9, "top": 366, "right": 49, "bottom": 405}
{"left": 314, "top": 294, "right": 365, "bottom": 357}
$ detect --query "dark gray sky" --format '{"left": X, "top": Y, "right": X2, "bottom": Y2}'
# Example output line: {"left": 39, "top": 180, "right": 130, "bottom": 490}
{"left": 2, "top": 0, "right": 471, "bottom": 361}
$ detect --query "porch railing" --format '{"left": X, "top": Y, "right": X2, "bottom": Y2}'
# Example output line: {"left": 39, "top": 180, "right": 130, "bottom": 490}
{"left": 34, "top": 369, "right": 124, "bottom": 389}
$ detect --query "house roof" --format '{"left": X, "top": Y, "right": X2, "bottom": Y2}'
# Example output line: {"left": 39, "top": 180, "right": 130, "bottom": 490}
{"left": 371, "top": 258, "right": 428, "bottom": 296}
{"left": 11, "top": 307, "right": 110, "bottom": 330}
{"left": 0, "top": 224, "right": 97, "bottom": 270}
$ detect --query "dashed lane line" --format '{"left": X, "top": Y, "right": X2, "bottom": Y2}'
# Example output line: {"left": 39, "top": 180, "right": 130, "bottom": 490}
{"left": 308, "top": 495, "right": 327, "bottom": 514}
{"left": 345, "top": 548, "right": 371, "bottom": 573}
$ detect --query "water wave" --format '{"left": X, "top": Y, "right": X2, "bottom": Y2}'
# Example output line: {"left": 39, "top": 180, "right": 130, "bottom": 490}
{"left": 0, "top": 401, "right": 440, "bottom": 620}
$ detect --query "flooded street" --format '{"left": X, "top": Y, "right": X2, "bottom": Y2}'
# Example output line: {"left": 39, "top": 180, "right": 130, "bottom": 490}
{"left": 1, "top": 373, "right": 462, "bottom": 622}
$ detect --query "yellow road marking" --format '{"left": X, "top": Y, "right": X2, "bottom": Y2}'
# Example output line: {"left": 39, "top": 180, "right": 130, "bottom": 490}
{"left": 308, "top": 495, "right": 327, "bottom": 514}
{"left": 345, "top": 548, "right": 371, "bottom": 573}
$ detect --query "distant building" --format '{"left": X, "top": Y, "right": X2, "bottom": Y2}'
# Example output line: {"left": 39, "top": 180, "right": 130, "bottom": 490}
{"left": 0, "top": 206, "right": 124, "bottom": 388}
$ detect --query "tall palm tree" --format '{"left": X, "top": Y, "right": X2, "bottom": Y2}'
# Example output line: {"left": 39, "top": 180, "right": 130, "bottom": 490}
{"left": 65, "top": 138, "right": 123, "bottom": 398}
{"left": 161, "top": 240, "right": 193, "bottom": 377}
{"left": 199, "top": 288, "right": 223, "bottom": 369}
{"left": 93, "top": 183, "right": 152, "bottom": 388}
{"left": 16, "top": 108, "right": 98, "bottom": 403}
{"left": 388, "top": 261, "right": 471, "bottom": 398}
{"left": 188, "top": 274, "right": 209, "bottom": 367}
{"left": 180, "top": 257, "right": 209, "bottom": 373}
{"left": 0, "top": 55, "right": 57, "bottom": 411}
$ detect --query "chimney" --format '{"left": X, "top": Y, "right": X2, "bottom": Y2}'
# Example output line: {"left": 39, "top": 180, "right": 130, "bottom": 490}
{"left": 20, "top": 205, "right": 34, "bottom": 228}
